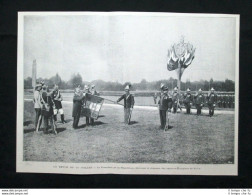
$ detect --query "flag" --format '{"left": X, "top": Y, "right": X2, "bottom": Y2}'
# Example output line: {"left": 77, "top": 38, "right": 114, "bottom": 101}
{"left": 81, "top": 93, "right": 104, "bottom": 119}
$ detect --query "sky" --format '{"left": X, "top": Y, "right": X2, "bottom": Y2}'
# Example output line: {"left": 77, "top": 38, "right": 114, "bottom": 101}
{"left": 23, "top": 13, "right": 237, "bottom": 83}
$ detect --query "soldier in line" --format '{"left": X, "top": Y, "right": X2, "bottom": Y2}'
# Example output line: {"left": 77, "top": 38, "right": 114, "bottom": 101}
{"left": 223, "top": 94, "right": 227, "bottom": 108}
{"left": 207, "top": 87, "right": 218, "bottom": 117}
{"left": 117, "top": 85, "right": 135, "bottom": 124}
{"left": 72, "top": 85, "right": 84, "bottom": 129}
{"left": 158, "top": 85, "right": 172, "bottom": 130}
{"left": 51, "top": 84, "right": 67, "bottom": 124}
{"left": 172, "top": 87, "right": 179, "bottom": 113}
{"left": 228, "top": 94, "right": 232, "bottom": 108}
{"left": 231, "top": 94, "right": 235, "bottom": 108}
{"left": 183, "top": 88, "right": 193, "bottom": 114}
{"left": 194, "top": 88, "right": 204, "bottom": 115}
{"left": 218, "top": 94, "right": 223, "bottom": 108}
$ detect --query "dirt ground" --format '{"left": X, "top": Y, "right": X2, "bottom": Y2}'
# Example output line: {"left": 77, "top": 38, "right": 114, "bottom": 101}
{"left": 23, "top": 100, "right": 234, "bottom": 164}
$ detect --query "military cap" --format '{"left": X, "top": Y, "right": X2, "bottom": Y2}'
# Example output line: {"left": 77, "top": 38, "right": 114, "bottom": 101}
{"left": 125, "top": 85, "right": 130, "bottom": 91}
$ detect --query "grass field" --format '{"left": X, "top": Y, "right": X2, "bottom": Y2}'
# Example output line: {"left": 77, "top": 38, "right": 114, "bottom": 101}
{"left": 23, "top": 100, "right": 234, "bottom": 164}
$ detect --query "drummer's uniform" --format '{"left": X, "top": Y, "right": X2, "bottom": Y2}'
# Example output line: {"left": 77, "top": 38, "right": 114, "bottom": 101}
{"left": 117, "top": 93, "right": 135, "bottom": 124}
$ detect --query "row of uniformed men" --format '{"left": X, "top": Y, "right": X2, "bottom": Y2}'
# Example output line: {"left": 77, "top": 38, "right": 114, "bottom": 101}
{"left": 158, "top": 84, "right": 218, "bottom": 130}
{"left": 216, "top": 94, "right": 235, "bottom": 108}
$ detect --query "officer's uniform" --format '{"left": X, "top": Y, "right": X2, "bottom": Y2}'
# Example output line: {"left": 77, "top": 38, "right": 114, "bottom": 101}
{"left": 194, "top": 90, "right": 204, "bottom": 115}
{"left": 223, "top": 95, "right": 227, "bottom": 108}
{"left": 228, "top": 95, "right": 232, "bottom": 108}
{"left": 51, "top": 89, "right": 66, "bottom": 123}
{"left": 117, "top": 86, "right": 135, "bottom": 124}
{"left": 207, "top": 89, "right": 217, "bottom": 117}
{"left": 72, "top": 88, "right": 84, "bottom": 129}
{"left": 158, "top": 88, "right": 171, "bottom": 129}
{"left": 183, "top": 90, "right": 193, "bottom": 114}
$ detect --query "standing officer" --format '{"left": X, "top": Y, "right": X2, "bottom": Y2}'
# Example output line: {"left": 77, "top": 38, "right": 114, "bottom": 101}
{"left": 183, "top": 88, "right": 193, "bottom": 114}
{"left": 51, "top": 84, "right": 66, "bottom": 124}
{"left": 158, "top": 85, "right": 172, "bottom": 130}
{"left": 117, "top": 85, "right": 135, "bottom": 124}
{"left": 194, "top": 88, "right": 204, "bottom": 115}
{"left": 172, "top": 87, "right": 179, "bottom": 113}
{"left": 207, "top": 87, "right": 218, "bottom": 117}
{"left": 72, "top": 85, "right": 84, "bottom": 129}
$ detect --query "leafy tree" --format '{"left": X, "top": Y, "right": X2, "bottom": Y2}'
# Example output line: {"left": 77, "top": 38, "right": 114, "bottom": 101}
{"left": 69, "top": 73, "right": 83, "bottom": 88}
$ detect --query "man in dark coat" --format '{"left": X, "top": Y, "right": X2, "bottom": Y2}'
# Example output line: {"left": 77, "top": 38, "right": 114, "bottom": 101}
{"left": 194, "top": 88, "right": 204, "bottom": 115}
{"left": 51, "top": 84, "right": 66, "bottom": 123}
{"left": 72, "top": 86, "right": 84, "bottom": 129}
{"left": 183, "top": 88, "right": 193, "bottom": 114}
{"left": 117, "top": 85, "right": 135, "bottom": 124}
{"left": 207, "top": 87, "right": 218, "bottom": 117}
{"left": 158, "top": 85, "right": 172, "bottom": 130}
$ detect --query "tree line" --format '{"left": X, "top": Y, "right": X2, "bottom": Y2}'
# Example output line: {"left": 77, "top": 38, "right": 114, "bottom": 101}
{"left": 24, "top": 73, "right": 235, "bottom": 92}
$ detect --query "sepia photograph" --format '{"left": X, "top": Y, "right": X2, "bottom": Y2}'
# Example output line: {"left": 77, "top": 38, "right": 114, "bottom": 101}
{"left": 17, "top": 12, "right": 239, "bottom": 175}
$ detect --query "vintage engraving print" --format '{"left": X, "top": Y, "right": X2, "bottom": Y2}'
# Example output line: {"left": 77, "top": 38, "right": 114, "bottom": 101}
{"left": 17, "top": 12, "right": 239, "bottom": 175}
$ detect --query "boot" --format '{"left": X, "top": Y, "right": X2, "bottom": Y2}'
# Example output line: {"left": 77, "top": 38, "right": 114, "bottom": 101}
{"left": 61, "top": 114, "right": 66, "bottom": 123}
